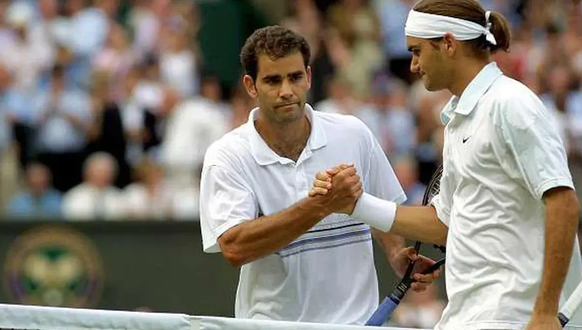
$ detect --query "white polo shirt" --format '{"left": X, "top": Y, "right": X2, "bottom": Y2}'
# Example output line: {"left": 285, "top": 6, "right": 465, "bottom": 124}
{"left": 431, "top": 62, "right": 582, "bottom": 330}
{"left": 199, "top": 104, "right": 406, "bottom": 325}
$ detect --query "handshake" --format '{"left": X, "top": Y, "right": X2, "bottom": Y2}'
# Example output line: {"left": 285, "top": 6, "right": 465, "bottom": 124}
{"left": 308, "top": 163, "right": 363, "bottom": 215}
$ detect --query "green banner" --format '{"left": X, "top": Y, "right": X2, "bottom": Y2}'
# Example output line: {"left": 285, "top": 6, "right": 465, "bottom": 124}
{"left": 0, "top": 221, "right": 445, "bottom": 316}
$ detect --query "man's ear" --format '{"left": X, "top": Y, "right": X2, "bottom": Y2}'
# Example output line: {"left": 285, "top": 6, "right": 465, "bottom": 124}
{"left": 243, "top": 75, "right": 258, "bottom": 98}
{"left": 306, "top": 66, "right": 312, "bottom": 90}
{"left": 442, "top": 32, "right": 459, "bottom": 56}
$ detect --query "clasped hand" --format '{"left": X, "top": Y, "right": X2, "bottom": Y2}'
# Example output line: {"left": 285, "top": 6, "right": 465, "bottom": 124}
{"left": 308, "top": 163, "right": 440, "bottom": 292}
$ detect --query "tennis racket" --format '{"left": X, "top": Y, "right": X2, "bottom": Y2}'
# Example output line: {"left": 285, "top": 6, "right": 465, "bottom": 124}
{"left": 559, "top": 277, "right": 582, "bottom": 327}
{"left": 365, "top": 164, "right": 446, "bottom": 327}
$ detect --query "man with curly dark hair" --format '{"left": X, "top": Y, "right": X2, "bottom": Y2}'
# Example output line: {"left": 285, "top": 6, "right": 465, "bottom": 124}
{"left": 198, "top": 25, "right": 439, "bottom": 325}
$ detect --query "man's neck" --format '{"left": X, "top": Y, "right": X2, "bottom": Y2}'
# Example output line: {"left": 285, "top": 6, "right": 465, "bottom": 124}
{"left": 449, "top": 59, "right": 490, "bottom": 97}
{"left": 255, "top": 114, "right": 311, "bottom": 162}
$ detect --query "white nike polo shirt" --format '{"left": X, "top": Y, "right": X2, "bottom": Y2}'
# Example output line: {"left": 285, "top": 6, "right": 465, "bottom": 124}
{"left": 431, "top": 62, "right": 582, "bottom": 330}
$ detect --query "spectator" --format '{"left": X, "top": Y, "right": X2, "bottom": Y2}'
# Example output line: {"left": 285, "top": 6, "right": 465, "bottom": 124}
{"left": 118, "top": 67, "right": 148, "bottom": 167}
{"left": 326, "top": 0, "right": 383, "bottom": 98}
{"left": 123, "top": 159, "right": 172, "bottom": 220}
{"left": 227, "top": 83, "right": 254, "bottom": 129}
{"left": 86, "top": 70, "right": 131, "bottom": 188}
{"left": 393, "top": 156, "right": 426, "bottom": 206}
{"left": 30, "top": 0, "right": 71, "bottom": 48}
{"left": 357, "top": 79, "right": 416, "bottom": 157}
{"left": 280, "top": 0, "right": 322, "bottom": 59}
{"left": 158, "top": 24, "right": 198, "bottom": 97}
{"left": 315, "top": 74, "right": 362, "bottom": 115}
{"left": 92, "top": 21, "right": 137, "bottom": 103}
{"left": 159, "top": 86, "right": 229, "bottom": 189}
{"left": 67, "top": 0, "right": 120, "bottom": 88}
{"left": 0, "top": 64, "right": 35, "bottom": 169}
{"left": 540, "top": 64, "right": 582, "bottom": 156}
{"left": 374, "top": 0, "right": 415, "bottom": 84}
{"left": 127, "top": 0, "right": 161, "bottom": 60}
{"left": 131, "top": 55, "right": 164, "bottom": 119}
{"left": 34, "top": 65, "right": 92, "bottom": 192}
{"left": 5, "top": 162, "right": 62, "bottom": 219}
{"left": 408, "top": 84, "right": 449, "bottom": 184}
{"left": 68, "top": 0, "right": 119, "bottom": 58}
{"left": 198, "top": 73, "right": 231, "bottom": 117}
{"left": 1, "top": 1, "right": 53, "bottom": 92}
{"left": 62, "top": 152, "right": 124, "bottom": 220}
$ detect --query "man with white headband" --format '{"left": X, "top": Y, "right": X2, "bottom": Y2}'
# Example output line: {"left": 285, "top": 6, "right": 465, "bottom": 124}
{"left": 309, "top": 0, "right": 582, "bottom": 329}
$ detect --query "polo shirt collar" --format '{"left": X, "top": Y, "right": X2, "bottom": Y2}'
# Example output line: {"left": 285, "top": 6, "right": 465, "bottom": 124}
{"left": 440, "top": 61, "right": 503, "bottom": 125}
{"left": 247, "top": 103, "right": 327, "bottom": 166}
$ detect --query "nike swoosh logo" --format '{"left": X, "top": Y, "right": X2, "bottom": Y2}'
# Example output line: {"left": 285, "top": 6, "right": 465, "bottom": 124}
{"left": 462, "top": 136, "right": 471, "bottom": 143}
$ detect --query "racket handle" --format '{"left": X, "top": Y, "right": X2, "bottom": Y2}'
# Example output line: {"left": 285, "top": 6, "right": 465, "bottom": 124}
{"left": 559, "top": 278, "right": 582, "bottom": 327}
{"left": 365, "top": 296, "right": 399, "bottom": 326}
{"left": 559, "top": 312, "right": 569, "bottom": 328}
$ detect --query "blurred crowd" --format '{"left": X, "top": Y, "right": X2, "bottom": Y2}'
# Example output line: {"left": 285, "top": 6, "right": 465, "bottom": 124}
{"left": 0, "top": 0, "right": 244, "bottom": 220}
{"left": 0, "top": 0, "right": 580, "bottom": 224}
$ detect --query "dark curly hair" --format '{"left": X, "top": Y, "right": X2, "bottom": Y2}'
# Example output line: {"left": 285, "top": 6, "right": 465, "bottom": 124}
{"left": 240, "top": 26, "right": 311, "bottom": 81}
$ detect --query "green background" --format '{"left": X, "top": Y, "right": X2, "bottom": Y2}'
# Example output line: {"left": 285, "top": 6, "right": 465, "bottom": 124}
{"left": 0, "top": 221, "right": 446, "bottom": 316}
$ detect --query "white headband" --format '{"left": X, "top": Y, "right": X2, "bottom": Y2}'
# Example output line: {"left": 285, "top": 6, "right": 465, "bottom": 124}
{"left": 405, "top": 10, "right": 497, "bottom": 46}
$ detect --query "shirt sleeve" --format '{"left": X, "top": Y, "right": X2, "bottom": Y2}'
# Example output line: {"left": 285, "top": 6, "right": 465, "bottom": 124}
{"left": 199, "top": 164, "right": 257, "bottom": 253}
{"left": 493, "top": 94, "right": 575, "bottom": 200}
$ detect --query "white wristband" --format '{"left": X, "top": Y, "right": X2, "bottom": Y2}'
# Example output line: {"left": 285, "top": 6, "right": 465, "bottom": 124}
{"left": 351, "top": 192, "right": 397, "bottom": 232}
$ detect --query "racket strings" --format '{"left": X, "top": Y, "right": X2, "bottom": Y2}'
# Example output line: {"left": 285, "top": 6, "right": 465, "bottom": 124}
{"left": 423, "top": 165, "right": 443, "bottom": 206}
{"left": 423, "top": 165, "right": 446, "bottom": 253}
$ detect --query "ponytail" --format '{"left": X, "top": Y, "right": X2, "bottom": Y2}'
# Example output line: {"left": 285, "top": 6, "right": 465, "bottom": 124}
{"left": 488, "top": 11, "right": 511, "bottom": 53}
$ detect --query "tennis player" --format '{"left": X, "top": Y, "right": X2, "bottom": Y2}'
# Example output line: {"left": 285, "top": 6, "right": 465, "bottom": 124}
{"left": 310, "top": 0, "right": 582, "bottom": 329}
{"left": 198, "top": 25, "right": 439, "bottom": 325}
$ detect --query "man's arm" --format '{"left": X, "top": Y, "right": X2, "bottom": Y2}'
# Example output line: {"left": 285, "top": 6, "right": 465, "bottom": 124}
{"left": 219, "top": 198, "right": 331, "bottom": 267}
{"left": 531, "top": 187, "right": 579, "bottom": 317}
{"left": 391, "top": 204, "right": 448, "bottom": 246}
{"left": 218, "top": 167, "right": 362, "bottom": 267}
{"left": 325, "top": 186, "right": 448, "bottom": 246}
{"left": 490, "top": 95, "right": 580, "bottom": 329}
{"left": 314, "top": 157, "right": 448, "bottom": 245}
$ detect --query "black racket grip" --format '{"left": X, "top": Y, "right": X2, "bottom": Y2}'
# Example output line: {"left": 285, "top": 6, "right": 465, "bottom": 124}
{"left": 420, "top": 258, "right": 446, "bottom": 275}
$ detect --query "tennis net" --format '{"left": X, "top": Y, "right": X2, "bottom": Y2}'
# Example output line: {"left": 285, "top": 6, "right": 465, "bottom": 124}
{"left": 0, "top": 303, "right": 426, "bottom": 330}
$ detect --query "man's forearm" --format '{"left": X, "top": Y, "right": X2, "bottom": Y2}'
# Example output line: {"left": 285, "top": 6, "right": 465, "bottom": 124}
{"left": 391, "top": 205, "right": 448, "bottom": 246}
{"left": 533, "top": 188, "right": 579, "bottom": 315}
{"left": 353, "top": 193, "right": 447, "bottom": 245}
{"left": 218, "top": 197, "right": 331, "bottom": 267}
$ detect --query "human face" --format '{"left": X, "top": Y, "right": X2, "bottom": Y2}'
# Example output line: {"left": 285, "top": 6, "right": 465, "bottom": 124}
{"left": 548, "top": 65, "right": 570, "bottom": 95}
{"left": 27, "top": 165, "right": 49, "bottom": 194}
{"left": 407, "top": 37, "right": 451, "bottom": 92}
{"left": 244, "top": 51, "right": 311, "bottom": 124}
